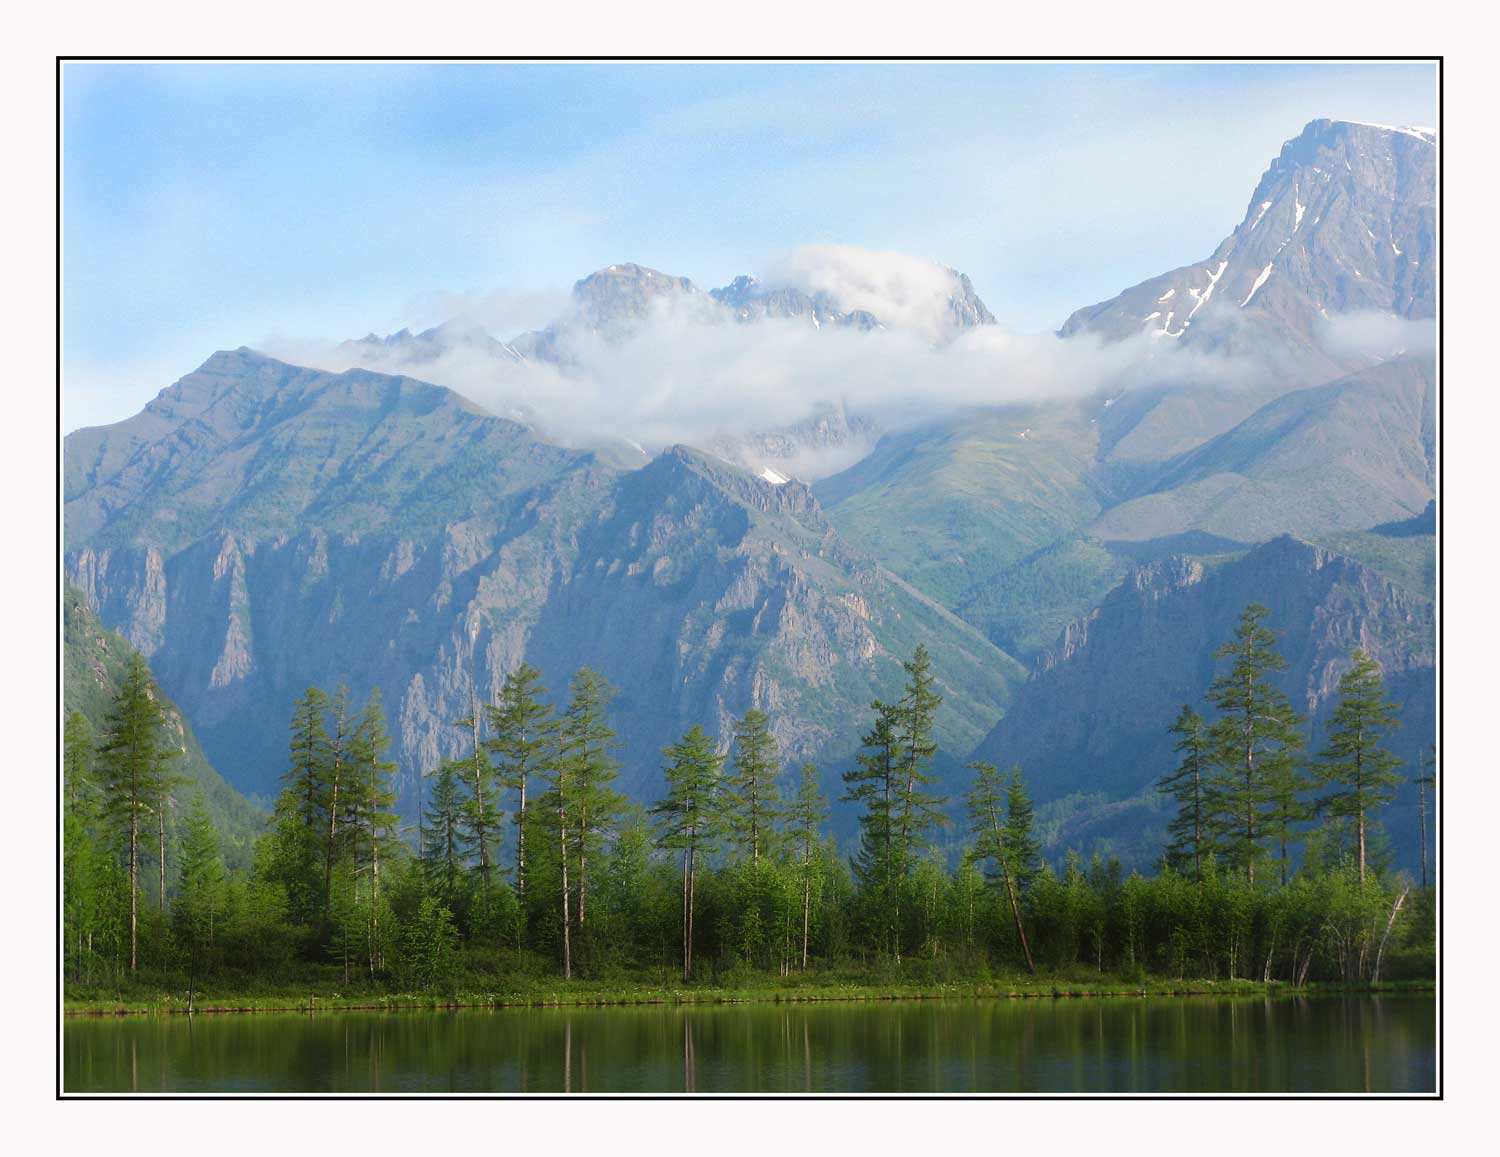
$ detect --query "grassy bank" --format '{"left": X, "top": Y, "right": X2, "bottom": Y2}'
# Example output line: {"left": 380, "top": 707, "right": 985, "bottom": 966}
{"left": 64, "top": 975, "right": 1435, "bottom": 1016}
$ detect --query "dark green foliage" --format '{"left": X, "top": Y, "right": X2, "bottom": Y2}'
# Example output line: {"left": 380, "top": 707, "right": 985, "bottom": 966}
{"left": 1204, "top": 604, "right": 1306, "bottom": 885}
{"left": 63, "top": 645, "right": 1435, "bottom": 1000}
{"left": 726, "top": 709, "right": 779, "bottom": 864}
{"left": 1158, "top": 706, "right": 1211, "bottom": 882}
{"left": 1314, "top": 651, "right": 1404, "bottom": 883}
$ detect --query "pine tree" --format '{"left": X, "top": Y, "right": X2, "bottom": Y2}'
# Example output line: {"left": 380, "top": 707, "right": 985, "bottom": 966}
{"left": 651, "top": 724, "right": 726, "bottom": 981}
{"left": 894, "top": 644, "right": 947, "bottom": 857}
{"left": 486, "top": 663, "right": 553, "bottom": 904}
{"left": 1205, "top": 604, "right": 1306, "bottom": 886}
{"left": 96, "top": 654, "right": 176, "bottom": 971}
{"left": 423, "top": 760, "right": 468, "bottom": 904}
{"left": 283, "top": 686, "right": 331, "bottom": 830}
{"left": 1158, "top": 706, "right": 1212, "bottom": 883}
{"left": 842, "top": 700, "right": 903, "bottom": 956}
{"left": 784, "top": 764, "right": 829, "bottom": 970}
{"left": 966, "top": 760, "right": 1036, "bottom": 972}
{"left": 726, "top": 708, "right": 780, "bottom": 864}
{"left": 1315, "top": 651, "right": 1404, "bottom": 884}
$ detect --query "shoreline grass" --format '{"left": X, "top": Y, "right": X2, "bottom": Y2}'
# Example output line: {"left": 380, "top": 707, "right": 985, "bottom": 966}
{"left": 63, "top": 976, "right": 1434, "bottom": 1017}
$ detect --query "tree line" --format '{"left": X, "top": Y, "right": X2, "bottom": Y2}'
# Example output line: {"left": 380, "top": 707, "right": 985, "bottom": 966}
{"left": 62, "top": 606, "right": 1436, "bottom": 996}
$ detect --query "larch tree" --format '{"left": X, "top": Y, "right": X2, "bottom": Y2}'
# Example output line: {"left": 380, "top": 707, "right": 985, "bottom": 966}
{"left": 727, "top": 708, "right": 780, "bottom": 864}
{"left": 1158, "top": 706, "right": 1212, "bottom": 883}
{"left": 347, "top": 691, "right": 401, "bottom": 976}
{"left": 651, "top": 724, "right": 726, "bottom": 981}
{"left": 783, "top": 763, "right": 829, "bottom": 971}
{"left": 1314, "top": 650, "right": 1404, "bottom": 884}
{"left": 64, "top": 709, "right": 95, "bottom": 818}
{"left": 173, "top": 793, "right": 225, "bottom": 963}
{"left": 320, "top": 685, "right": 352, "bottom": 929}
{"left": 966, "top": 760, "right": 1035, "bottom": 973}
{"left": 486, "top": 663, "right": 552, "bottom": 904}
{"left": 1205, "top": 604, "right": 1306, "bottom": 886}
{"left": 453, "top": 689, "right": 501, "bottom": 888}
{"left": 97, "top": 654, "right": 176, "bottom": 971}
{"left": 894, "top": 644, "right": 947, "bottom": 858}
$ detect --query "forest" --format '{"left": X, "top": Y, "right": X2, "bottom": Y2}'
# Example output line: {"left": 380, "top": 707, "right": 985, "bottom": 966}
{"left": 62, "top": 602, "right": 1436, "bottom": 1007}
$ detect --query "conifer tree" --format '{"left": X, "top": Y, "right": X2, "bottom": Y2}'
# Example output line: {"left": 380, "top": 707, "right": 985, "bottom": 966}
{"left": 97, "top": 654, "right": 176, "bottom": 971}
{"left": 1205, "top": 604, "right": 1306, "bottom": 886}
{"left": 423, "top": 760, "right": 468, "bottom": 904}
{"left": 1315, "top": 651, "right": 1404, "bottom": 884}
{"left": 453, "top": 690, "right": 502, "bottom": 887}
{"left": 727, "top": 708, "right": 780, "bottom": 864}
{"left": 1158, "top": 706, "right": 1212, "bottom": 883}
{"left": 346, "top": 691, "right": 401, "bottom": 975}
{"left": 1002, "top": 767, "right": 1042, "bottom": 894}
{"left": 894, "top": 644, "right": 947, "bottom": 856}
{"left": 784, "top": 763, "right": 829, "bottom": 970}
{"left": 174, "top": 793, "right": 225, "bottom": 961}
{"left": 652, "top": 724, "right": 726, "bottom": 980}
{"left": 558, "top": 669, "right": 625, "bottom": 931}
{"left": 320, "top": 685, "right": 352, "bottom": 926}
{"left": 486, "top": 663, "right": 553, "bottom": 903}
{"left": 64, "top": 709, "right": 95, "bottom": 818}
{"left": 842, "top": 700, "right": 903, "bottom": 955}
{"left": 966, "top": 760, "right": 1036, "bottom": 972}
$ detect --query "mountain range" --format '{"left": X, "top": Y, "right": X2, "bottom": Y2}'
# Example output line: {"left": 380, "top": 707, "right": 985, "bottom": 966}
{"left": 62, "top": 117, "right": 1438, "bottom": 869}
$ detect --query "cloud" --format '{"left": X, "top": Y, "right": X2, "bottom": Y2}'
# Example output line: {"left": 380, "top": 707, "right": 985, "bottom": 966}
{"left": 763, "top": 245, "right": 965, "bottom": 341}
{"left": 297, "top": 274, "right": 1265, "bottom": 481}
{"left": 1319, "top": 311, "right": 1437, "bottom": 360}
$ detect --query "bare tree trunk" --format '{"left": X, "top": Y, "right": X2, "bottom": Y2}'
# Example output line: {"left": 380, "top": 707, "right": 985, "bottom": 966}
{"left": 801, "top": 868, "right": 811, "bottom": 971}
{"left": 1418, "top": 778, "right": 1428, "bottom": 890}
{"left": 517, "top": 770, "right": 527, "bottom": 902}
{"left": 470, "top": 694, "right": 491, "bottom": 888}
{"left": 686, "top": 847, "right": 697, "bottom": 982}
{"left": 1004, "top": 873, "right": 1036, "bottom": 974}
{"left": 129, "top": 808, "right": 139, "bottom": 972}
{"left": 559, "top": 805, "right": 572, "bottom": 980}
{"left": 158, "top": 800, "right": 167, "bottom": 913}
{"left": 684, "top": 846, "right": 693, "bottom": 984}
{"left": 1372, "top": 886, "right": 1409, "bottom": 984}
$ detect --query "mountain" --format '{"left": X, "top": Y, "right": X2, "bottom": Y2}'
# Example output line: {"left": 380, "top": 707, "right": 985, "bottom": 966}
{"left": 817, "top": 120, "right": 1436, "bottom": 659}
{"left": 64, "top": 584, "right": 264, "bottom": 870}
{"left": 1061, "top": 119, "right": 1435, "bottom": 374}
{"left": 65, "top": 350, "right": 1024, "bottom": 810}
{"left": 969, "top": 535, "right": 1435, "bottom": 871}
{"left": 1091, "top": 356, "right": 1435, "bottom": 543}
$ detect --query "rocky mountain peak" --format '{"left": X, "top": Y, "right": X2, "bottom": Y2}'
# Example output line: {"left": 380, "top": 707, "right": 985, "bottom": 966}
{"left": 1060, "top": 118, "right": 1435, "bottom": 374}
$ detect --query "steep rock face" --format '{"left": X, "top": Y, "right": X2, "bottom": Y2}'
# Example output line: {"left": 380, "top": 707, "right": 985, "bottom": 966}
{"left": 65, "top": 355, "right": 1023, "bottom": 812}
{"left": 970, "top": 535, "right": 1435, "bottom": 868}
{"left": 1061, "top": 120, "right": 1435, "bottom": 372}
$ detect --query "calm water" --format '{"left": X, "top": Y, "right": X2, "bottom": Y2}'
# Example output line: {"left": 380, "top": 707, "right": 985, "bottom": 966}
{"left": 63, "top": 994, "right": 1435, "bottom": 1094}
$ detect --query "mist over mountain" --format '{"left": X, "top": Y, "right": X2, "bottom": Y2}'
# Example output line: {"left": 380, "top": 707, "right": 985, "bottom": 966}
{"left": 64, "top": 118, "right": 1438, "bottom": 868}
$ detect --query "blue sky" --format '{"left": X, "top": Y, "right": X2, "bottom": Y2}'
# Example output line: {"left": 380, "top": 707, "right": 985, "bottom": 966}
{"left": 63, "top": 60, "right": 1437, "bottom": 431}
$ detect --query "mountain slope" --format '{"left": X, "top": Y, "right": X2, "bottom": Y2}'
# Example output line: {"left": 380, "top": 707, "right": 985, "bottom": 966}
{"left": 65, "top": 353, "right": 1024, "bottom": 810}
{"left": 64, "top": 584, "right": 264, "bottom": 869}
{"left": 970, "top": 536, "right": 1435, "bottom": 870}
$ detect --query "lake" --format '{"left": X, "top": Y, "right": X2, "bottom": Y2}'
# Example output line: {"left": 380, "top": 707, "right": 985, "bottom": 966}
{"left": 63, "top": 993, "right": 1436, "bottom": 1094}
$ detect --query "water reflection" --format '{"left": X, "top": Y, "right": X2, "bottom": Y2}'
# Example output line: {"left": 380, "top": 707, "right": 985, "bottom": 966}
{"left": 64, "top": 994, "right": 1436, "bottom": 1094}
